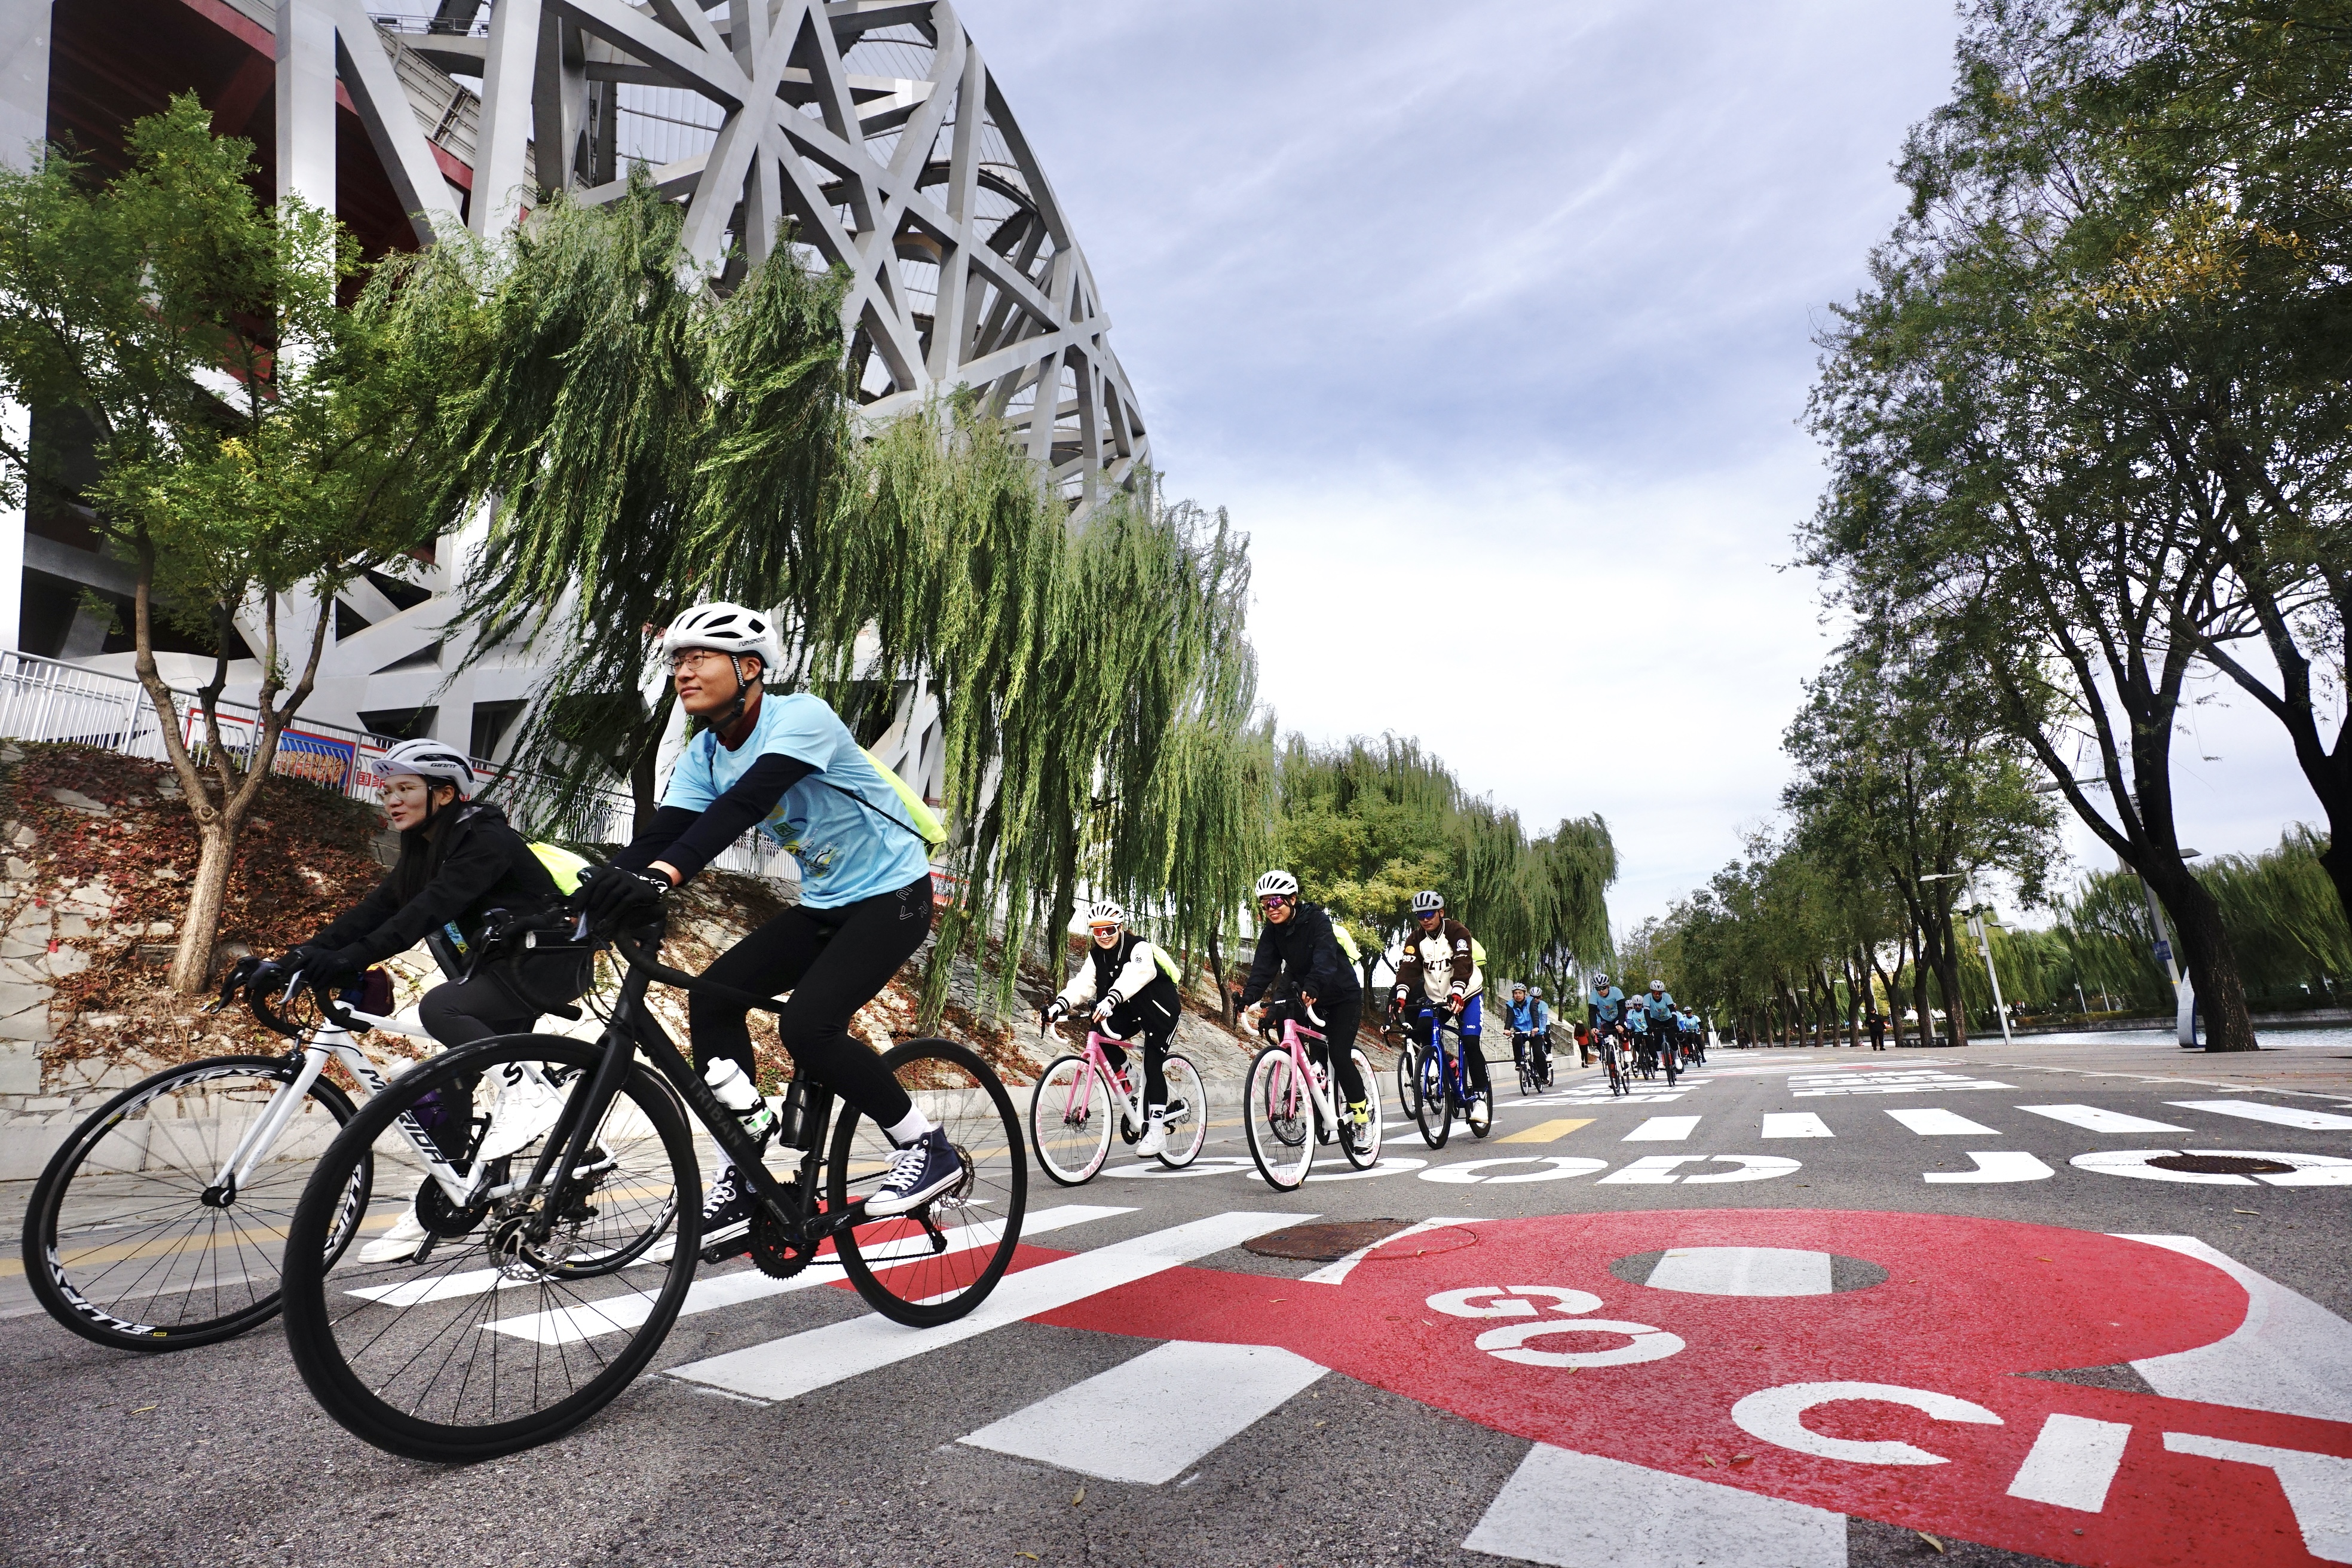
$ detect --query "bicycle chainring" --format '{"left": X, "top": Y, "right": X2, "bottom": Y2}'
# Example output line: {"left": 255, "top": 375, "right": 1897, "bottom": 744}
{"left": 747, "top": 1203, "right": 816, "bottom": 1280}
{"left": 415, "top": 1158, "right": 506, "bottom": 1238}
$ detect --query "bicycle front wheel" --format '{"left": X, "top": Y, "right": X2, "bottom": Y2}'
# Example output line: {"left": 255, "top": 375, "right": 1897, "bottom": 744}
{"left": 1242, "top": 1046, "right": 1314, "bottom": 1191}
{"left": 830, "top": 1038, "right": 1026, "bottom": 1328}
{"left": 1414, "top": 1051, "right": 1451, "bottom": 1149}
{"left": 1394, "top": 1043, "right": 1422, "bottom": 1118}
{"left": 23, "top": 1055, "right": 364, "bottom": 1352}
{"left": 1028, "top": 1054, "right": 1111, "bottom": 1186}
{"left": 1342, "top": 1048, "right": 1383, "bottom": 1171}
{"left": 281, "top": 1034, "right": 695, "bottom": 1462}
{"left": 1157, "top": 1054, "right": 1208, "bottom": 1169}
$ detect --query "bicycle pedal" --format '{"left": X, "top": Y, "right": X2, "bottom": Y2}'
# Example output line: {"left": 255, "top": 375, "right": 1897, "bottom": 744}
{"left": 698, "top": 1224, "right": 752, "bottom": 1265}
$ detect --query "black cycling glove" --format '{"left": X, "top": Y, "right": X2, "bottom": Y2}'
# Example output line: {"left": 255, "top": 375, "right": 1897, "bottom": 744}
{"left": 577, "top": 863, "right": 670, "bottom": 923}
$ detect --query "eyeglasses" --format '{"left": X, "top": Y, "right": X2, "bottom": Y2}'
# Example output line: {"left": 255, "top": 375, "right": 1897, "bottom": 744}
{"left": 1089, "top": 923, "right": 1120, "bottom": 935}
{"left": 1258, "top": 896, "right": 1291, "bottom": 911}
{"left": 667, "top": 648, "right": 731, "bottom": 674}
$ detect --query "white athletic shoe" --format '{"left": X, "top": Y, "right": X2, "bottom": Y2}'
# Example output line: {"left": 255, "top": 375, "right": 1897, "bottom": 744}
{"left": 358, "top": 1198, "right": 430, "bottom": 1264}
{"left": 476, "top": 1071, "right": 566, "bottom": 1161}
{"left": 1135, "top": 1114, "right": 1168, "bottom": 1159}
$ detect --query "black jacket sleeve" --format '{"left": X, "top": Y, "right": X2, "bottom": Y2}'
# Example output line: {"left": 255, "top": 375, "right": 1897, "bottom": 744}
{"left": 329, "top": 826, "right": 528, "bottom": 967}
{"left": 1238, "top": 924, "right": 1284, "bottom": 1008}
{"left": 644, "top": 754, "right": 814, "bottom": 883}
{"left": 610, "top": 807, "right": 699, "bottom": 874}
{"left": 311, "top": 874, "right": 403, "bottom": 952}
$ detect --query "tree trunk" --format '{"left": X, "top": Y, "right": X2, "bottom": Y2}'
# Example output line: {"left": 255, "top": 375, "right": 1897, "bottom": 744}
{"left": 2148, "top": 863, "right": 2260, "bottom": 1052}
{"left": 1209, "top": 930, "right": 1233, "bottom": 1026}
{"left": 166, "top": 817, "right": 239, "bottom": 991}
{"left": 1912, "top": 953, "right": 1937, "bottom": 1046}
{"left": 1933, "top": 907, "right": 1971, "bottom": 1047}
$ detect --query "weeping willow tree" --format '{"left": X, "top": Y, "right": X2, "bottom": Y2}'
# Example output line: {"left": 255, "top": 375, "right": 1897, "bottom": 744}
{"left": 1272, "top": 734, "right": 1615, "bottom": 987}
{"left": 364, "top": 174, "right": 849, "bottom": 832}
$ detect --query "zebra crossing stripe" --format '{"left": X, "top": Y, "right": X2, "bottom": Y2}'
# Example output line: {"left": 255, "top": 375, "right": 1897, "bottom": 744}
{"left": 1759, "top": 1113, "right": 1833, "bottom": 1139}
{"left": 1463, "top": 1443, "right": 1846, "bottom": 1568}
{"left": 1886, "top": 1108, "right": 2001, "bottom": 1136}
{"left": 1623, "top": 1116, "right": 1700, "bottom": 1142}
{"left": 665, "top": 1210, "right": 1307, "bottom": 1403}
{"left": 1498, "top": 1118, "right": 1593, "bottom": 1144}
{"left": 960, "top": 1340, "right": 1327, "bottom": 1483}
{"left": 2018, "top": 1105, "right": 2189, "bottom": 1134}
{"left": 483, "top": 1205, "right": 1132, "bottom": 1346}
{"left": 2166, "top": 1099, "right": 2352, "bottom": 1132}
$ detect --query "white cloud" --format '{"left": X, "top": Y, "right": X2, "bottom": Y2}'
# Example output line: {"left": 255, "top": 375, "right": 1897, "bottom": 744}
{"left": 954, "top": 0, "right": 2327, "bottom": 924}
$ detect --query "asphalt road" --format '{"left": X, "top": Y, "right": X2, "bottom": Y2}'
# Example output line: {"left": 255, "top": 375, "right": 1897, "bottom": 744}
{"left": 3, "top": 1036, "right": 2348, "bottom": 1568}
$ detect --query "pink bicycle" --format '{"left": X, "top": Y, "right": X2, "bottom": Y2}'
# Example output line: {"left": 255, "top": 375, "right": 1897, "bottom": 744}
{"left": 1242, "top": 1009, "right": 1383, "bottom": 1190}
{"left": 1028, "top": 1023, "right": 1207, "bottom": 1184}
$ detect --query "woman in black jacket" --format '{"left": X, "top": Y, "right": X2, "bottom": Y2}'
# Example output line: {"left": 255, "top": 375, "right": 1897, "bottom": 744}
{"left": 1235, "top": 869, "right": 1370, "bottom": 1143}
{"left": 283, "top": 739, "right": 592, "bottom": 1263}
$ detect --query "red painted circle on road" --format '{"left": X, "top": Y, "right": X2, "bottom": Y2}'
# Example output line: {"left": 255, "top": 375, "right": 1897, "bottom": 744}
{"left": 1042, "top": 1209, "right": 2352, "bottom": 1567}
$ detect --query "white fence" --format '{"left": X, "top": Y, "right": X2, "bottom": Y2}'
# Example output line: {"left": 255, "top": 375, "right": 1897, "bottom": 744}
{"left": 0, "top": 649, "right": 797, "bottom": 883}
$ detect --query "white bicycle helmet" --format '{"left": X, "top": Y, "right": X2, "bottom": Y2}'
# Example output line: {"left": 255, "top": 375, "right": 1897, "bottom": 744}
{"left": 659, "top": 601, "right": 785, "bottom": 673}
{"left": 1594, "top": 973, "right": 1611, "bottom": 988}
{"left": 1411, "top": 889, "right": 1444, "bottom": 915}
{"left": 1254, "top": 870, "right": 1300, "bottom": 899}
{"left": 1085, "top": 899, "right": 1126, "bottom": 929}
{"left": 379, "top": 738, "right": 474, "bottom": 797}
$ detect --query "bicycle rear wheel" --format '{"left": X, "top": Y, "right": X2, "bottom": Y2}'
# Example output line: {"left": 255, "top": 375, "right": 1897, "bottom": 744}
{"left": 1242, "top": 1045, "right": 1314, "bottom": 1190}
{"left": 23, "top": 1055, "right": 363, "bottom": 1351}
{"left": 1028, "top": 1054, "right": 1111, "bottom": 1186}
{"left": 1342, "top": 1048, "right": 1383, "bottom": 1170}
{"left": 829, "top": 1038, "right": 1025, "bottom": 1328}
{"left": 281, "top": 1034, "right": 694, "bottom": 1462}
{"left": 1156, "top": 1054, "right": 1208, "bottom": 1169}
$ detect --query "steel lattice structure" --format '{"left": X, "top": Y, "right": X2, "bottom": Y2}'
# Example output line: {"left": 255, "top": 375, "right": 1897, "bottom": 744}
{"left": 283, "top": 0, "right": 1149, "bottom": 510}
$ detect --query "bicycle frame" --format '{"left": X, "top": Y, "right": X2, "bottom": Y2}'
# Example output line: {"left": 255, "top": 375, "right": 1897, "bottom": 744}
{"left": 1053, "top": 1027, "right": 1168, "bottom": 1135}
{"left": 1263, "top": 1016, "right": 1343, "bottom": 1136}
{"left": 207, "top": 975, "right": 569, "bottom": 1215}
{"left": 1415, "top": 1007, "right": 1475, "bottom": 1106}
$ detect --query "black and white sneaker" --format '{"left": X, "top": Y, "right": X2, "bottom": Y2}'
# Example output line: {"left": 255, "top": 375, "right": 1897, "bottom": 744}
{"left": 865, "top": 1127, "right": 963, "bottom": 1217}
{"left": 700, "top": 1165, "right": 755, "bottom": 1235}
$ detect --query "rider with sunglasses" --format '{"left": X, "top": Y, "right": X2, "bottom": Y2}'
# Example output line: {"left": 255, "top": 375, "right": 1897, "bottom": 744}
{"left": 1395, "top": 889, "right": 1490, "bottom": 1107}
{"left": 1235, "top": 870, "right": 1371, "bottom": 1144}
{"left": 1040, "top": 900, "right": 1187, "bottom": 1157}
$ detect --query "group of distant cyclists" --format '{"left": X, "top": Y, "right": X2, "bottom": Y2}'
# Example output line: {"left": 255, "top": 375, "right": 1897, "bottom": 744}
{"left": 1582, "top": 972, "right": 1708, "bottom": 1091}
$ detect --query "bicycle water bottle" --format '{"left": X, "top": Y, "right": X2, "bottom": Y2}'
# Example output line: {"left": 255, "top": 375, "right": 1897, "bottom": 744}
{"left": 705, "top": 1058, "right": 776, "bottom": 1143}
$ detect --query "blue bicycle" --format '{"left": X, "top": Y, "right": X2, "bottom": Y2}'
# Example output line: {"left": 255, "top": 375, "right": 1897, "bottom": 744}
{"left": 1411, "top": 1007, "right": 1492, "bottom": 1149}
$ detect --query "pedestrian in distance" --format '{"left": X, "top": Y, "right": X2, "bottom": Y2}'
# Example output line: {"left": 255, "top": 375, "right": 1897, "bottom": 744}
{"left": 1867, "top": 1007, "right": 1887, "bottom": 1051}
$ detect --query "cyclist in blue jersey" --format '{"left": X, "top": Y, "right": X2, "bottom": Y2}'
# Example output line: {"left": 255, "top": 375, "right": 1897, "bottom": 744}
{"left": 1643, "top": 981, "right": 1679, "bottom": 1072}
{"left": 1588, "top": 973, "right": 1625, "bottom": 1033}
{"left": 1502, "top": 983, "right": 1551, "bottom": 1085}
{"left": 575, "top": 602, "right": 955, "bottom": 1238}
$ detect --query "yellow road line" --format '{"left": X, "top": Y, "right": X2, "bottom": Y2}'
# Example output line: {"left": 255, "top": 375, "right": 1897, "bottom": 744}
{"left": 1497, "top": 1117, "right": 1594, "bottom": 1144}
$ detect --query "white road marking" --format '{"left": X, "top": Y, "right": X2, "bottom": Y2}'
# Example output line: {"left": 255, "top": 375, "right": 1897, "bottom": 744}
{"left": 2121, "top": 1234, "right": 2352, "bottom": 1424}
{"left": 2018, "top": 1104, "right": 2189, "bottom": 1134}
{"left": 1886, "top": 1108, "right": 2001, "bottom": 1137}
{"left": 1624, "top": 1116, "right": 1701, "bottom": 1141}
{"left": 1645, "top": 1247, "right": 1832, "bottom": 1297}
{"left": 960, "top": 1340, "right": 1325, "bottom": 1483}
{"left": 1302, "top": 1157, "right": 1428, "bottom": 1182}
{"left": 1301, "top": 1217, "right": 1479, "bottom": 1285}
{"left": 2007, "top": 1413, "right": 2130, "bottom": 1512}
{"left": 484, "top": 1205, "right": 1132, "bottom": 1346}
{"left": 1595, "top": 1154, "right": 1802, "bottom": 1186}
{"left": 1420, "top": 1157, "right": 1607, "bottom": 1185}
{"left": 1463, "top": 1443, "right": 1846, "bottom": 1568}
{"left": 666, "top": 1210, "right": 1306, "bottom": 1402}
{"left": 1731, "top": 1381, "right": 2002, "bottom": 1465}
{"left": 2167, "top": 1099, "right": 2352, "bottom": 1132}
{"left": 2161, "top": 1432, "right": 2352, "bottom": 1563}
{"left": 1924, "top": 1152, "right": 2054, "bottom": 1184}
{"left": 1760, "top": 1113, "right": 1833, "bottom": 1139}
{"left": 2074, "top": 1149, "right": 2352, "bottom": 1186}
{"left": 1790, "top": 1074, "right": 2016, "bottom": 1097}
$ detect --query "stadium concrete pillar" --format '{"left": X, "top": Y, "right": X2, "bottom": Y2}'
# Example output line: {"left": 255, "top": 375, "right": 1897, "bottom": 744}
{"left": 275, "top": 0, "right": 338, "bottom": 212}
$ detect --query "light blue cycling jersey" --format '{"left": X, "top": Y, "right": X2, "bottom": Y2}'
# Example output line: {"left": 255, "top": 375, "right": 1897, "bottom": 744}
{"left": 1625, "top": 1009, "right": 1647, "bottom": 1035}
{"left": 1589, "top": 985, "right": 1624, "bottom": 1023}
{"left": 1503, "top": 997, "right": 1549, "bottom": 1034}
{"left": 662, "top": 693, "right": 931, "bottom": 909}
{"left": 1644, "top": 990, "right": 1677, "bottom": 1022}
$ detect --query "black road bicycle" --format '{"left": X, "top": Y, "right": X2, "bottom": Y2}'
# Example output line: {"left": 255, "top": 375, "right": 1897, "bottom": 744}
{"left": 278, "top": 909, "right": 1026, "bottom": 1462}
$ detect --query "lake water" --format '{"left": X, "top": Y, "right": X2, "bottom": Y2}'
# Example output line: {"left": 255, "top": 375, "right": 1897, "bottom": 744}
{"left": 2018, "top": 1025, "right": 2352, "bottom": 1051}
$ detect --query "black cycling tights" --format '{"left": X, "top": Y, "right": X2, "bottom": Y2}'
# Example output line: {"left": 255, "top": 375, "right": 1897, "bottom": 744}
{"left": 691, "top": 875, "right": 933, "bottom": 1131}
{"left": 1095, "top": 978, "right": 1183, "bottom": 1109}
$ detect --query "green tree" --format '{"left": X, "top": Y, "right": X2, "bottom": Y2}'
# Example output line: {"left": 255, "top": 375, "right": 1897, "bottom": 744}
{"left": 0, "top": 97, "right": 449, "bottom": 991}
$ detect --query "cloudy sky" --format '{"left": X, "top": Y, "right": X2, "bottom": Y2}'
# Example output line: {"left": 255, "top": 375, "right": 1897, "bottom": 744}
{"left": 955, "top": 0, "right": 2319, "bottom": 929}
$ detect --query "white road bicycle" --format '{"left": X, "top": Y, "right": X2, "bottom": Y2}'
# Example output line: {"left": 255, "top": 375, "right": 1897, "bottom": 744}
{"left": 1028, "top": 1021, "right": 1208, "bottom": 1184}
{"left": 20, "top": 956, "right": 647, "bottom": 1352}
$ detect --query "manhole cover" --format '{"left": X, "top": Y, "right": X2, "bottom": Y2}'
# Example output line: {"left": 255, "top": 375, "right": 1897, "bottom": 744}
{"left": 1243, "top": 1220, "right": 1475, "bottom": 1264}
{"left": 2147, "top": 1154, "right": 2296, "bottom": 1175}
